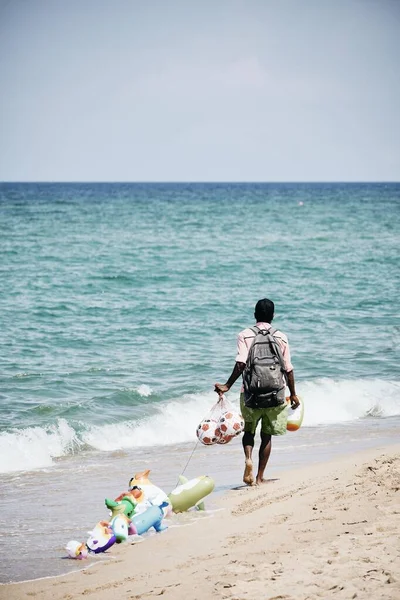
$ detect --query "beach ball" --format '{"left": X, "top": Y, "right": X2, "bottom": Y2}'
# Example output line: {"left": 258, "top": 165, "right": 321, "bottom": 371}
{"left": 196, "top": 418, "right": 221, "bottom": 445}
{"left": 217, "top": 410, "right": 244, "bottom": 441}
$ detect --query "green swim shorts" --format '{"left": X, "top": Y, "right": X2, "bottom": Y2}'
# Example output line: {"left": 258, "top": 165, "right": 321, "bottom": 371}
{"left": 240, "top": 393, "right": 288, "bottom": 436}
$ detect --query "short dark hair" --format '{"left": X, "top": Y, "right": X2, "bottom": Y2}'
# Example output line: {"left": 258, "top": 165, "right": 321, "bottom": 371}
{"left": 254, "top": 298, "right": 274, "bottom": 323}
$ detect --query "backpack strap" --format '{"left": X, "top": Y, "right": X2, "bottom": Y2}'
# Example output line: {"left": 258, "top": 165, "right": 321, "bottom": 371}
{"left": 243, "top": 326, "right": 260, "bottom": 343}
{"left": 243, "top": 326, "right": 261, "bottom": 370}
{"left": 264, "top": 327, "right": 288, "bottom": 380}
{"left": 249, "top": 326, "right": 260, "bottom": 335}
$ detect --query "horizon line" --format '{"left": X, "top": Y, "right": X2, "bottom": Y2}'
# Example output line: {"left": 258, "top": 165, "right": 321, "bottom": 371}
{"left": 1, "top": 180, "right": 399, "bottom": 185}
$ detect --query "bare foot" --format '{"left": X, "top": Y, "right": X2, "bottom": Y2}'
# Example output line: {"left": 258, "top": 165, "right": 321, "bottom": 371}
{"left": 255, "top": 477, "right": 278, "bottom": 485}
{"left": 243, "top": 459, "right": 255, "bottom": 486}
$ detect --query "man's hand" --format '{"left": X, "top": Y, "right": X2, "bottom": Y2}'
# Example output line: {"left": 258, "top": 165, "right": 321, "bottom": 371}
{"left": 289, "top": 394, "right": 300, "bottom": 409}
{"left": 214, "top": 383, "right": 229, "bottom": 397}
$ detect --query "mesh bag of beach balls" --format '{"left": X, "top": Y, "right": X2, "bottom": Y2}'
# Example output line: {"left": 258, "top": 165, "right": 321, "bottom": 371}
{"left": 196, "top": 396, "right": 244, "bottom": 445}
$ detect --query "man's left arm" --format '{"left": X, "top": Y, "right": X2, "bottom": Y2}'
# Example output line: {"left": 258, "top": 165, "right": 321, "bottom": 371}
{"left": 286, "top": 370, "right": 300, "bottom": 408}
{"left": 279, "top": 334, "right": 300, "bottom": 409}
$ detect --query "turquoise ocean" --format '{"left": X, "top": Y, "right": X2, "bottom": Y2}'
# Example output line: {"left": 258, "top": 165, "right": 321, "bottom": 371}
{"left": 0, "top": 182, "right": 399, "bottom": 583}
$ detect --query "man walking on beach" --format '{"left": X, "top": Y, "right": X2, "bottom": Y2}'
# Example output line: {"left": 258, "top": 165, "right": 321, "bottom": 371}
{"left": 215, "top": 298, "right": 299, "bottom": 486}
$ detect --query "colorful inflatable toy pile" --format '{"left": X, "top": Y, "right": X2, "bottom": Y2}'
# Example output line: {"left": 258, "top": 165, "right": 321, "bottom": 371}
{"left": 65, "top": 470, "right": 215, "bottom": 559}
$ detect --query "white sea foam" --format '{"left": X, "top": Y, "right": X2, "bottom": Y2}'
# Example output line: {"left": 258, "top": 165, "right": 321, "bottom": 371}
{"left": 137, "top": 384, "right": 152, "bottom": 397}
{"left": 1, "top": 379, "right": 399, "bottom": 474}
{"left": 0, "top": 419, "right": 80, "bottom": 474}
{"left": 81, "top": 391, "right": 218, "bottom": 451}
{"left": 299, "top": 378, "right": 400, "bottom": 426}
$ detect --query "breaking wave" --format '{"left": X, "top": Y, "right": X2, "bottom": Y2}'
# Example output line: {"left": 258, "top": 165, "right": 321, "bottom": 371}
{"left": 1, "top": 378, "right": 399, "bottom": 474}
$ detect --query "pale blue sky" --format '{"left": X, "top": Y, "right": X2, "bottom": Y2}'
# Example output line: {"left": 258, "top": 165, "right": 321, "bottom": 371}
{"left": 0, "top": 0, "right": 399, "bottom": 181}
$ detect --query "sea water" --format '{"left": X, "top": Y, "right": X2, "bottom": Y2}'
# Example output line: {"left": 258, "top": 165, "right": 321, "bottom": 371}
{"left": 0, "top": 182, "right": 399, "bottom": 583}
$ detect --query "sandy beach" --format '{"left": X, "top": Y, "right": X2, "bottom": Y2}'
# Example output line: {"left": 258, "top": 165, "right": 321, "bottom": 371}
{"left": 3, "top": 443, "right": 399, "bottom": 600}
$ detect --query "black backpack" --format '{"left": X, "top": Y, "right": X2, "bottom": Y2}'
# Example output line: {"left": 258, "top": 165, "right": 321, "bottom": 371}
{"left": 243, "top": 326, "right": 287, "bottom": 409}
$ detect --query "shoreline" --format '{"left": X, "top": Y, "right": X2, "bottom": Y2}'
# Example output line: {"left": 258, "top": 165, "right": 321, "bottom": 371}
{"left": 2, "top": 442, "right": 399, "bottom": 600}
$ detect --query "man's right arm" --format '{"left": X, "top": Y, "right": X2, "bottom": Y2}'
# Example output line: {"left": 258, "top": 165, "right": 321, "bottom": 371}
{"left": 214, "top": 362, "right": 245, "bottom": 397}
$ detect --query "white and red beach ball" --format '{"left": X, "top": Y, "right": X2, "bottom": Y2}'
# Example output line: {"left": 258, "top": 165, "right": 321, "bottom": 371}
{"left": 197, "top": 409, "right": 244, "bottom": 446}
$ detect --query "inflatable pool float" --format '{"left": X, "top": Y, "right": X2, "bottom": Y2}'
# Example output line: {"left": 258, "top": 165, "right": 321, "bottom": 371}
{"left": 110, "top": 514, "right": 136, "bottom": 542}
{"left": 86, "top": 521, "right": 116, "bottom": 554}
{"left": 129, "top": 469, "right": 171, "bottom": 515}
{"left": 286, "top": 396, "right": 304, "bottom": 431}
{"left": 115, "top": 487, "right": 143, "bottom": 503}
{"left": 105, "top": 496, "right": 137, "bottom": 519}
{"left": 131, "top": 502, "right": 168, "bottom": 535}
{"left": 65, "top": 540, "right": 88, "bottom": 560}
{"left": 168, "top": 475, "right": 215, "bottom": 513}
